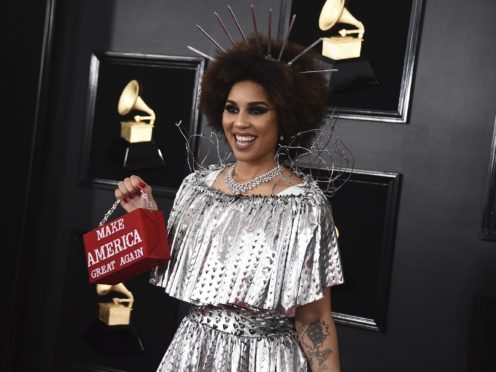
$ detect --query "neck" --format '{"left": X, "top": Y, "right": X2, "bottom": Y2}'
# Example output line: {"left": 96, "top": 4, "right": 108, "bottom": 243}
{"left": 234, "top": 159, "right": 278, "bottom": 182}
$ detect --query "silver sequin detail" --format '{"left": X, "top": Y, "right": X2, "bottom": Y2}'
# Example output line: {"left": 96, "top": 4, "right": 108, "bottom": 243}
{"left": 150, "top": 166, "right": 344, "bottom": 371}
{"left": 150, "top": 166, "right": 343, "bottom": 315}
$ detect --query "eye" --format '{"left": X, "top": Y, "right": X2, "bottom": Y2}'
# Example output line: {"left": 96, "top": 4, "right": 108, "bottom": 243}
{"left": 224, "top": 104, "right": 239, "bottom": 114}
{"left": 248, "top": 106, "right": 270, "bottom": 115}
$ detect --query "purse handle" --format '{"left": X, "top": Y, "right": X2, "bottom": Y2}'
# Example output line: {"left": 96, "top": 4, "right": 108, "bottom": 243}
{"left": 99, "top": 190, "right": 154, "bottom": 226}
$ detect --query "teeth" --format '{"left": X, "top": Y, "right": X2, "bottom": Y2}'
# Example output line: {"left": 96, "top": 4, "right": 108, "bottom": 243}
{"left": 235, "top": 135, "right": 256, "bottom": 143}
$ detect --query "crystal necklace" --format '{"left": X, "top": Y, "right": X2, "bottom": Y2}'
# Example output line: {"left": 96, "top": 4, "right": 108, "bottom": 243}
{"left": 224, "top": 163, "right": 284, "bottom": 194}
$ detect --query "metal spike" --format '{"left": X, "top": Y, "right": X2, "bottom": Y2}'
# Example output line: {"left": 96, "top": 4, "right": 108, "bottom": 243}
{"left": 187, "top": 46, "right": 216, "bottom": 62}
{"left": 214, "top": 11, "right": 235, "bottom": 46}
{"left": 267, "top": 8, "right": 272, "bottom": 58}
{"left": 288, "top": 38, "right": 323, "bottom": 65}
{"left": 227, "top": 5, "right": 246, "bottom": 41}
{"left": 250, "top": 4, "right": 260, "bottom": 48}
{"left": 278, "top": 15, "right": 296, "bottom": 61}
{"left": 299, "top": 68, "right": 338, "bottom": 74}
{"left": 196, "top": 25, "right": 226, "bottom": 52}
{"left": 250, "top": 4, "right": 259, "bottom": 34}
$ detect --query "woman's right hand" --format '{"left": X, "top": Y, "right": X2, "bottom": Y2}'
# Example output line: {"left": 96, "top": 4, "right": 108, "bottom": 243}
{"left": 114, "top": 175, "right": 158, "bottom": 213}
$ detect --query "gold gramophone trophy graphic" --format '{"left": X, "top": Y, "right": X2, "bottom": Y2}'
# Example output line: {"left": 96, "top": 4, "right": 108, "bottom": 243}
{"left": 319, "top": 0, "right": 364, "bottom": 61}
{"left": 317, "top": 0, "right": 378, "bottom": 92}
{"left": 84, "top": 282, "right": 144, "bottom": 355}
{"left": 96, "top": 283, "right": 134, "bottom": 326}
{"left": 106, "top": 79, "right": 165, "bottom": 170}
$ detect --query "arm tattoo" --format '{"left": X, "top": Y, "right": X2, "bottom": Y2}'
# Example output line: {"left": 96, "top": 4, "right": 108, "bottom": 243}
{"left": 297, "top": 319, "right": 333, "bottom": 371}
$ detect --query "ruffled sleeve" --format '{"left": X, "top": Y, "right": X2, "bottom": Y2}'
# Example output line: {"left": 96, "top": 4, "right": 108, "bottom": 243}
{"left": 294, "top": 188, "right": 344, "bottom": 307}
{"left": 149, "top": 171, "right": 197, "bottom": 283}
{"left": 164, "top": 171, "right": 197, "bottom": 232}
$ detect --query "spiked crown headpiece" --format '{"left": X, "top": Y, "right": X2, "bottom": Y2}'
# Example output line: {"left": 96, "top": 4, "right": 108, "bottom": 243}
{"left": 188, "top": 4, "right": 333, "bottom": 74}
{"left": 189, "top": 4, "right": 335, "bottom": 157}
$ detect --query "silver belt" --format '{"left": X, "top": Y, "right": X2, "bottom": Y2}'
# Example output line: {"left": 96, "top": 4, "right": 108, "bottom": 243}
{"left": 187, "top": 305, "right": 297, "bottom": 338}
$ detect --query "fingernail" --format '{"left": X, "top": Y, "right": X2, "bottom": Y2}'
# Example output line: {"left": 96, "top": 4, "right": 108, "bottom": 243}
{"left": 139, "top": 182, "right": 146, "bottom": 188}
{"left": 123, "top": 198, "right": 128, "bottom": 203}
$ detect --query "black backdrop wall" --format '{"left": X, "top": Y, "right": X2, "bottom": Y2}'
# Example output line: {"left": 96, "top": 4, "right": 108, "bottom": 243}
{"left": 5, "top": 0, "right": 496, "bottom": 371}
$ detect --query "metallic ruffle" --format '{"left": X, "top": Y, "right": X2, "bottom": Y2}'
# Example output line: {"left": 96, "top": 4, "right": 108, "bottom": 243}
{"left": 156, "top": 305, "right": 308, "bottom": 372}
{"left": 150, "top": 167, "right": 344, "bottom": 317}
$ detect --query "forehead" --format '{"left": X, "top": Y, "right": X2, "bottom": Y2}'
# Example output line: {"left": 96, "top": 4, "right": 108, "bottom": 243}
{"left": 227, "top": 80, "right": 271, "bottom": 103}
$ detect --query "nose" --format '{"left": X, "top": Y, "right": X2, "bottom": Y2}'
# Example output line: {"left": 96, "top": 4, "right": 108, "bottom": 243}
{"left": 233, "top": 110, "right": 249, "bottom": 128}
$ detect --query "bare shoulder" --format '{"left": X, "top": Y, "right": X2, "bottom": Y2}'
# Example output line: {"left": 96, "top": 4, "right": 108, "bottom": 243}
{"left": 271, "top": 168, "right": 304, "bottom": 194}
{"left": 210, "top": 166, "right": 231, "bottom": 194}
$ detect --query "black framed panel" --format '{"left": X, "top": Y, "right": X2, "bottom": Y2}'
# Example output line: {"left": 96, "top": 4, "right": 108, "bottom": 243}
{"left": 467, "top": 294, "right": 496, "bottom": 371}
{"left": 79, "top": 52, "right": 204, "bottom": 198}
{"left": 279, "top": 0, "right": 424, "bottom": 123}
{"left": 54, "top": 231, "right": 178, "bottom": 372}
{"left": 307, "top": 167, "right": 401, "bottom": 331}
{"left": 481, "top": 116, "right": 496, "bottom": 241}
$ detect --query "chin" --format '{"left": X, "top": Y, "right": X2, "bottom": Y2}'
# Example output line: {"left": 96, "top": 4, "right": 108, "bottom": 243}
{"left": 231, "top": 152, "right": 254, "bottom": 163}
{"left": 232, "top": 152, "right": 274, "bottom": 165}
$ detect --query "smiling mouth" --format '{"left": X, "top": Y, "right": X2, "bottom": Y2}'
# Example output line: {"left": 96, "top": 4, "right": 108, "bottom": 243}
{"left": 234, "top": 134, "right": 257, "bottom": 145}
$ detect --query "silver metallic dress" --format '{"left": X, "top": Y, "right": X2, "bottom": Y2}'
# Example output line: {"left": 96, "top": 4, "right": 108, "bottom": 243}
{"left": 150, "top": 167, "right": 344, "bottom": 371}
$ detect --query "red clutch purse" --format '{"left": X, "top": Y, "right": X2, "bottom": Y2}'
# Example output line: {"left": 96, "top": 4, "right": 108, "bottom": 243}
{"left": 83, "top": 192, "right": 170, "bottom": 284}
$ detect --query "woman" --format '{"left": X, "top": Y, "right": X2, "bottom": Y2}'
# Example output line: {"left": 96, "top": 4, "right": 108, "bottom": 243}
{"left": 115, "top": 35, "right": 344, "bottom": 371}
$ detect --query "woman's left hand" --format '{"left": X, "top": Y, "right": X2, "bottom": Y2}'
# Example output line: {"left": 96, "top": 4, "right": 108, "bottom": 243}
{"left": 115, "top": 175, "right": 158, "bottom": 213}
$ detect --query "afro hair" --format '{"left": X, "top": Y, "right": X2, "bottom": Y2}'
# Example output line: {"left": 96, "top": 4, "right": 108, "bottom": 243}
{"left": 199, "top": 34, "right": 329, "bottom": 156}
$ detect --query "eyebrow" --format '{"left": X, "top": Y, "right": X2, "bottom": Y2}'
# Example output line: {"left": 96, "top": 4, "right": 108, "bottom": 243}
{"left": 226, "top": 99, "right": 271, "bottom": 106}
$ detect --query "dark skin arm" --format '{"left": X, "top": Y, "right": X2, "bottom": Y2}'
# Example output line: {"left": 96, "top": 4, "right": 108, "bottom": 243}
{"left": 295, "top": 287, "right": 340, "bottom": 371}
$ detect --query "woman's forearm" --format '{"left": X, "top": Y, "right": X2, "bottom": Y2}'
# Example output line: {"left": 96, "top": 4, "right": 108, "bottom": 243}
{"left": 295, "top": 312, "right": 340, "bottom": 372}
